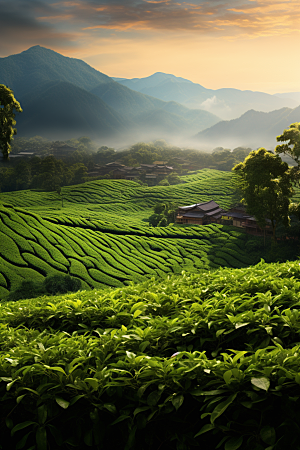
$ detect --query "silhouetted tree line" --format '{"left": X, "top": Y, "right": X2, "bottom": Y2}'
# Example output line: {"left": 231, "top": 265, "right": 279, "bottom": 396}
{"left": 0, "top": 136, "right": 252, "bottom": 192}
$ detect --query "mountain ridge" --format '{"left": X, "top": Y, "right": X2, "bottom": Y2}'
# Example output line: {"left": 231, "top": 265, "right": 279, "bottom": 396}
{"left": 0, "top": 46, "right": 220, "bottom": 143}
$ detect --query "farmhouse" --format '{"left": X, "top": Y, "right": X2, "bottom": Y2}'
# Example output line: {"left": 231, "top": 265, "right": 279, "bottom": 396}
{"left": 177, "top": 202, "right": 273, "bottom": 235}
{"left": 176, "top": 200, "right": 224, "bottom": 225}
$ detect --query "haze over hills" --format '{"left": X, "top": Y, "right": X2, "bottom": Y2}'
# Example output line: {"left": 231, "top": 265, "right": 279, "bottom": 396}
{"left": 114, "top": 73, "right": 299, "bottom": 120}
{"left": 0, "top": 46, "right": 220, "bottom": 143}
{"left": 194, "top": 105, "right": 300, "bottom": 149}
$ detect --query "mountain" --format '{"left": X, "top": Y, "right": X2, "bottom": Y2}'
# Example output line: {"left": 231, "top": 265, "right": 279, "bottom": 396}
{"left": 0, "top": 47, "right": 220, "bottom": 142}
{"left": 90, "top": 82, "right": 220, "bottom": 133}
{"left": 0, "top": 45, "right": 111, "bottom": 98}
{"left": 115, "top": 73, "right": 299, "bottom": 120}
{"left": 17, "top": 81, "right": 130, "bottom": 140}
{"left": 275, "top": 92, "right": 300, "bottom": 104}
{"left": 194, "top": 106, "right": 300, "bottom": 149}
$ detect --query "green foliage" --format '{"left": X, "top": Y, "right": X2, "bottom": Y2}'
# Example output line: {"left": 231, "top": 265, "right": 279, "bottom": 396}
{"left": 150, "top": 202, "right": 178, "bottom": 227}
{"left": 0, "top": 85, "right": 22, "bottom": 159}
{"left": 1, "top": 261, "right": 300, "bottom": 448}
{"left": 7, "top": 274, "right": 82, "bottom": 301}
{"left": 44, "top": 274, "right": 81, "bottom": 295}
{"left": 234, "top": 148, "right": 293, "bottom": 239}
{"left": 276, "top": 122, "right": 300, "bottom": 165}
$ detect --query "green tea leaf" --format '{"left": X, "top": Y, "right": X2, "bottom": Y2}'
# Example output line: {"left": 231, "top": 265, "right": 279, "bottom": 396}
{"left": 225, "top": 436, "right": 243, "bottom": 450}
{"left": 134, "top": 406, "right": 151, "bottom": 416}
{"left": 16, "top": 431, "right": 32, "bottom": 450}
{"left": 85, "top": 378, "right": 99, "bottom": 390}
{"left": 172, "top": 394, "right": 184, "bottom": 411}
{"left": 55, "top": 397, "right": 70, "bottom": 409}
{"left": 139, "top": 341, "right": 150, "bottom": 353}
{"left": 37, "top": 405, "right": 47, "bottom": 425}
{"left": 36, "top": 426, "right": 47, "bottom": 450}
{"left": 251, "top": 377, "right": 270, "bottom": 391}
{"left": 104, "top": 404, "right": 117, "bottom": 414}
{"left": 210, "top": 393, "right": 237, "bottom": 424}
{"left": 11, "top": 421, "right": 37, "bottom": 436}
{"left": 260, "top": 426, "right": 276, "bottom": 445}
{"left": 111, "top": 415, "right": 130, "bottom": 425}
{"left": 147, "top": 390, "right": 161, "bottom": 406}
{"left": 216, "top": 329, "right": 226, "bottom": 338}
{"left": 194, "top": 423, "right": 215, "bottom": 438}
{"left": 223, "top": 370, "right": 232, "bottom": 385}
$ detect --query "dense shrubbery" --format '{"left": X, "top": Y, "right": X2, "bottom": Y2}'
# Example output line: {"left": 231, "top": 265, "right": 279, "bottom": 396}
{"left": 1, "top": 137, "right": 253, "bottom": 193}
{"left": 7, "top": 274, "right": 82, "bottom": 301}
{"left": 1, "top": 261, "right": 300, "bottom": 449}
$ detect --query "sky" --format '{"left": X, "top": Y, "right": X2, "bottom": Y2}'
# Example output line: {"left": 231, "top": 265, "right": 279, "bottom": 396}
{"left": 1, "top": 0, "right": 300, "bottom": 93}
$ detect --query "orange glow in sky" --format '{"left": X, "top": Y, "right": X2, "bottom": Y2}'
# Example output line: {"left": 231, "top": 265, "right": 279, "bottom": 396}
{"left": 1, "top": 0, "right": 300, "bottom": 93}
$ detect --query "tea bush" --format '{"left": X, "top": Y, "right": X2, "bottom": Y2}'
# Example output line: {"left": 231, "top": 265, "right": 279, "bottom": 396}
{"left": 1, "top": 261, "right": 300, "bottom": 449}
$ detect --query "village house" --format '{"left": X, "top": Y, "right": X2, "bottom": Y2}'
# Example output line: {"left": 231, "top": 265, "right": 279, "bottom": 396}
{"left": 177, "top": 201, "right": 273, "bottom": 235}
{"left": 176, "top": 200, "right": 224, "bottom": 225}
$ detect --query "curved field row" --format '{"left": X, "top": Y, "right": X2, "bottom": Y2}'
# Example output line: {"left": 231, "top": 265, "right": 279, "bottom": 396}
{"left": 1, "top": 169, "right": 236, "bottom": 226}
{"left": 0, "top": 204, "right": 261, "bottom": 298}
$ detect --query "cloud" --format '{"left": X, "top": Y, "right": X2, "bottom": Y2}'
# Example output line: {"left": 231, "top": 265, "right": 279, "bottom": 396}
{"left": 1, "top": 0, "right": 300, "bottom": 57}
{"left": 0, "top": 0, "right": 80, "bottom": 55}
{"left": 200, "top": 96, "right": 231, "bottom": 115}
{"left": 25, "top": 0, "right": 300, "bottom": 40}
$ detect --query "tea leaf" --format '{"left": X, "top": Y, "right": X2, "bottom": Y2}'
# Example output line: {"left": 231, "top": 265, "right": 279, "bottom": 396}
{"left": 251, "top": 377, "right": 270, "bottom": 391}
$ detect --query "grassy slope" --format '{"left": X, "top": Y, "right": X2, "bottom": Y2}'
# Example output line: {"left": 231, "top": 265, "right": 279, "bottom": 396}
{"left": 1, "top": 261, "right": 300, "bottom": 448}
{"left": 0, "top": 169, "right": 264, "bottom": 298}
{"left": 0, "top": 169, "right": 234, "bottom": 225}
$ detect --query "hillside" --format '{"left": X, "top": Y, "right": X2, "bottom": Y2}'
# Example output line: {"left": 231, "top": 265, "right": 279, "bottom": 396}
{"left": 0, "top": 45, "right": 111, "bottom": 97}
{"left": 0, "top": 169, "right": 265, "bottom": 299}
{"left": 90, "top": 82, "right": 220, "bottom": 133}
{"left": 1, "top": 260, "right": 300, "bottom": 448}
{"left": 114, "top": 72, "right": 298, "bottom": 120}
{"left": 16, "top": 80, "right": 130, "bottom": 140}
{"left": 195, "top": 106, "right": 300, "bottom": 149}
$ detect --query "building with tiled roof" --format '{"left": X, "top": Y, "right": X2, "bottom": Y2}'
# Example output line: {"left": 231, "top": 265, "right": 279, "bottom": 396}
{"left": 176, "top": 200, "right": 224, "bottom": 225}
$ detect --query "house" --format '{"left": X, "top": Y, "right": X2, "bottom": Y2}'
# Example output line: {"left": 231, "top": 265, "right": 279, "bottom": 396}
{"left": 177, "top": 202, "right": 272, "bottom": 235}
{"left": 221, "top": 205, "right": 247, "bottom": 227}
{"left": 176, "top": 200, "right": 225, "bottom": 225}
{"left": 222, "top": 205, "right": 272, "bottom": 235}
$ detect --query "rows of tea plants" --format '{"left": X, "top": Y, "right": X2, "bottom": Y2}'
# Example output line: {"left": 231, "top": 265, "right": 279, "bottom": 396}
{"left": 0, "top": 203, "right": 262, "bottom": 298}
{"left": 1, "top": 169, "right": 236, "bottom": 223}
{"left": 1, "top": 260, "right": 300, "bottom": 449}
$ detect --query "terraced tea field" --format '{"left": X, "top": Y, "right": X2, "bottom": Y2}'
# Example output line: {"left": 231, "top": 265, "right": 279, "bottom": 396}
{"left": 0, "top": 169, "right": 269, "bottom": 298}
{"left": 0, "top": 169, "right": 235, "bottom": 226}
{"left": 0, "top": 200, "right": 262, "bottom": 299}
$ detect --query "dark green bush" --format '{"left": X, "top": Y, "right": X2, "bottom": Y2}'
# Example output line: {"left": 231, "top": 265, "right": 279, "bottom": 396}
{"left": 44, "top": 274, "right": 82, "bottom": 295}
{"left": 7, "top": 280, "right": 45, "bottom": 301}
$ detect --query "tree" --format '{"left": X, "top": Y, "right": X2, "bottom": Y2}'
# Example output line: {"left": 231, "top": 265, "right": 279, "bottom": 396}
{"left": 233, "top": 148, "right": 293, "bottom": 240}
{"left": 275, "top": 122, "right": 300, "bottom": 184}
{"left": 149, "top": 202, "right": 178, "bottom": 227}
{"left": 0, "top": 85, "right": 22, "bottom": 159}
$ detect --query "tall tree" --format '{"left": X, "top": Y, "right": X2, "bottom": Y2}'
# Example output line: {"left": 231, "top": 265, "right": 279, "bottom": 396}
{"left": 233, "top": 148, "right": 293, "bottom": 240}
{"left": 275, "top": 122, "right": 300, "bottom": 185}
{"left": 0, "top": 85, "right": 22, "bottom": 159}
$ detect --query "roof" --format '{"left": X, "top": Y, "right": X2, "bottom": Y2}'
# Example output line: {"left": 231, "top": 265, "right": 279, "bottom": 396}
{"left": 181, "top": 212, "right": 205, "bottom": 218}
{"left": 197, "top": 200, "right": 219, "bottom": 211}
{"left": 179, "top": 200, "right": 220, "bottom": 213}
{"left": 205, "top": 207, "right": 223, "bottom": 216}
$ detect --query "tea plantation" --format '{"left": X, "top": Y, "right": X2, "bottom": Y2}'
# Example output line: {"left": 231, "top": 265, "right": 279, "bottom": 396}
{"left": 0, "top": 169, "right": 234, "bottom": 226}
{"left": 1, "top": 168, "right": 300, "bottom": 449}
{"left": 0, "top": 169, "right": 263, "bottom": 300}
{"left": 0, "top": 202, "right": 262, "bottom": 299}
{"left": 1, "top": 261, "right": 300, "bottom": 449}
